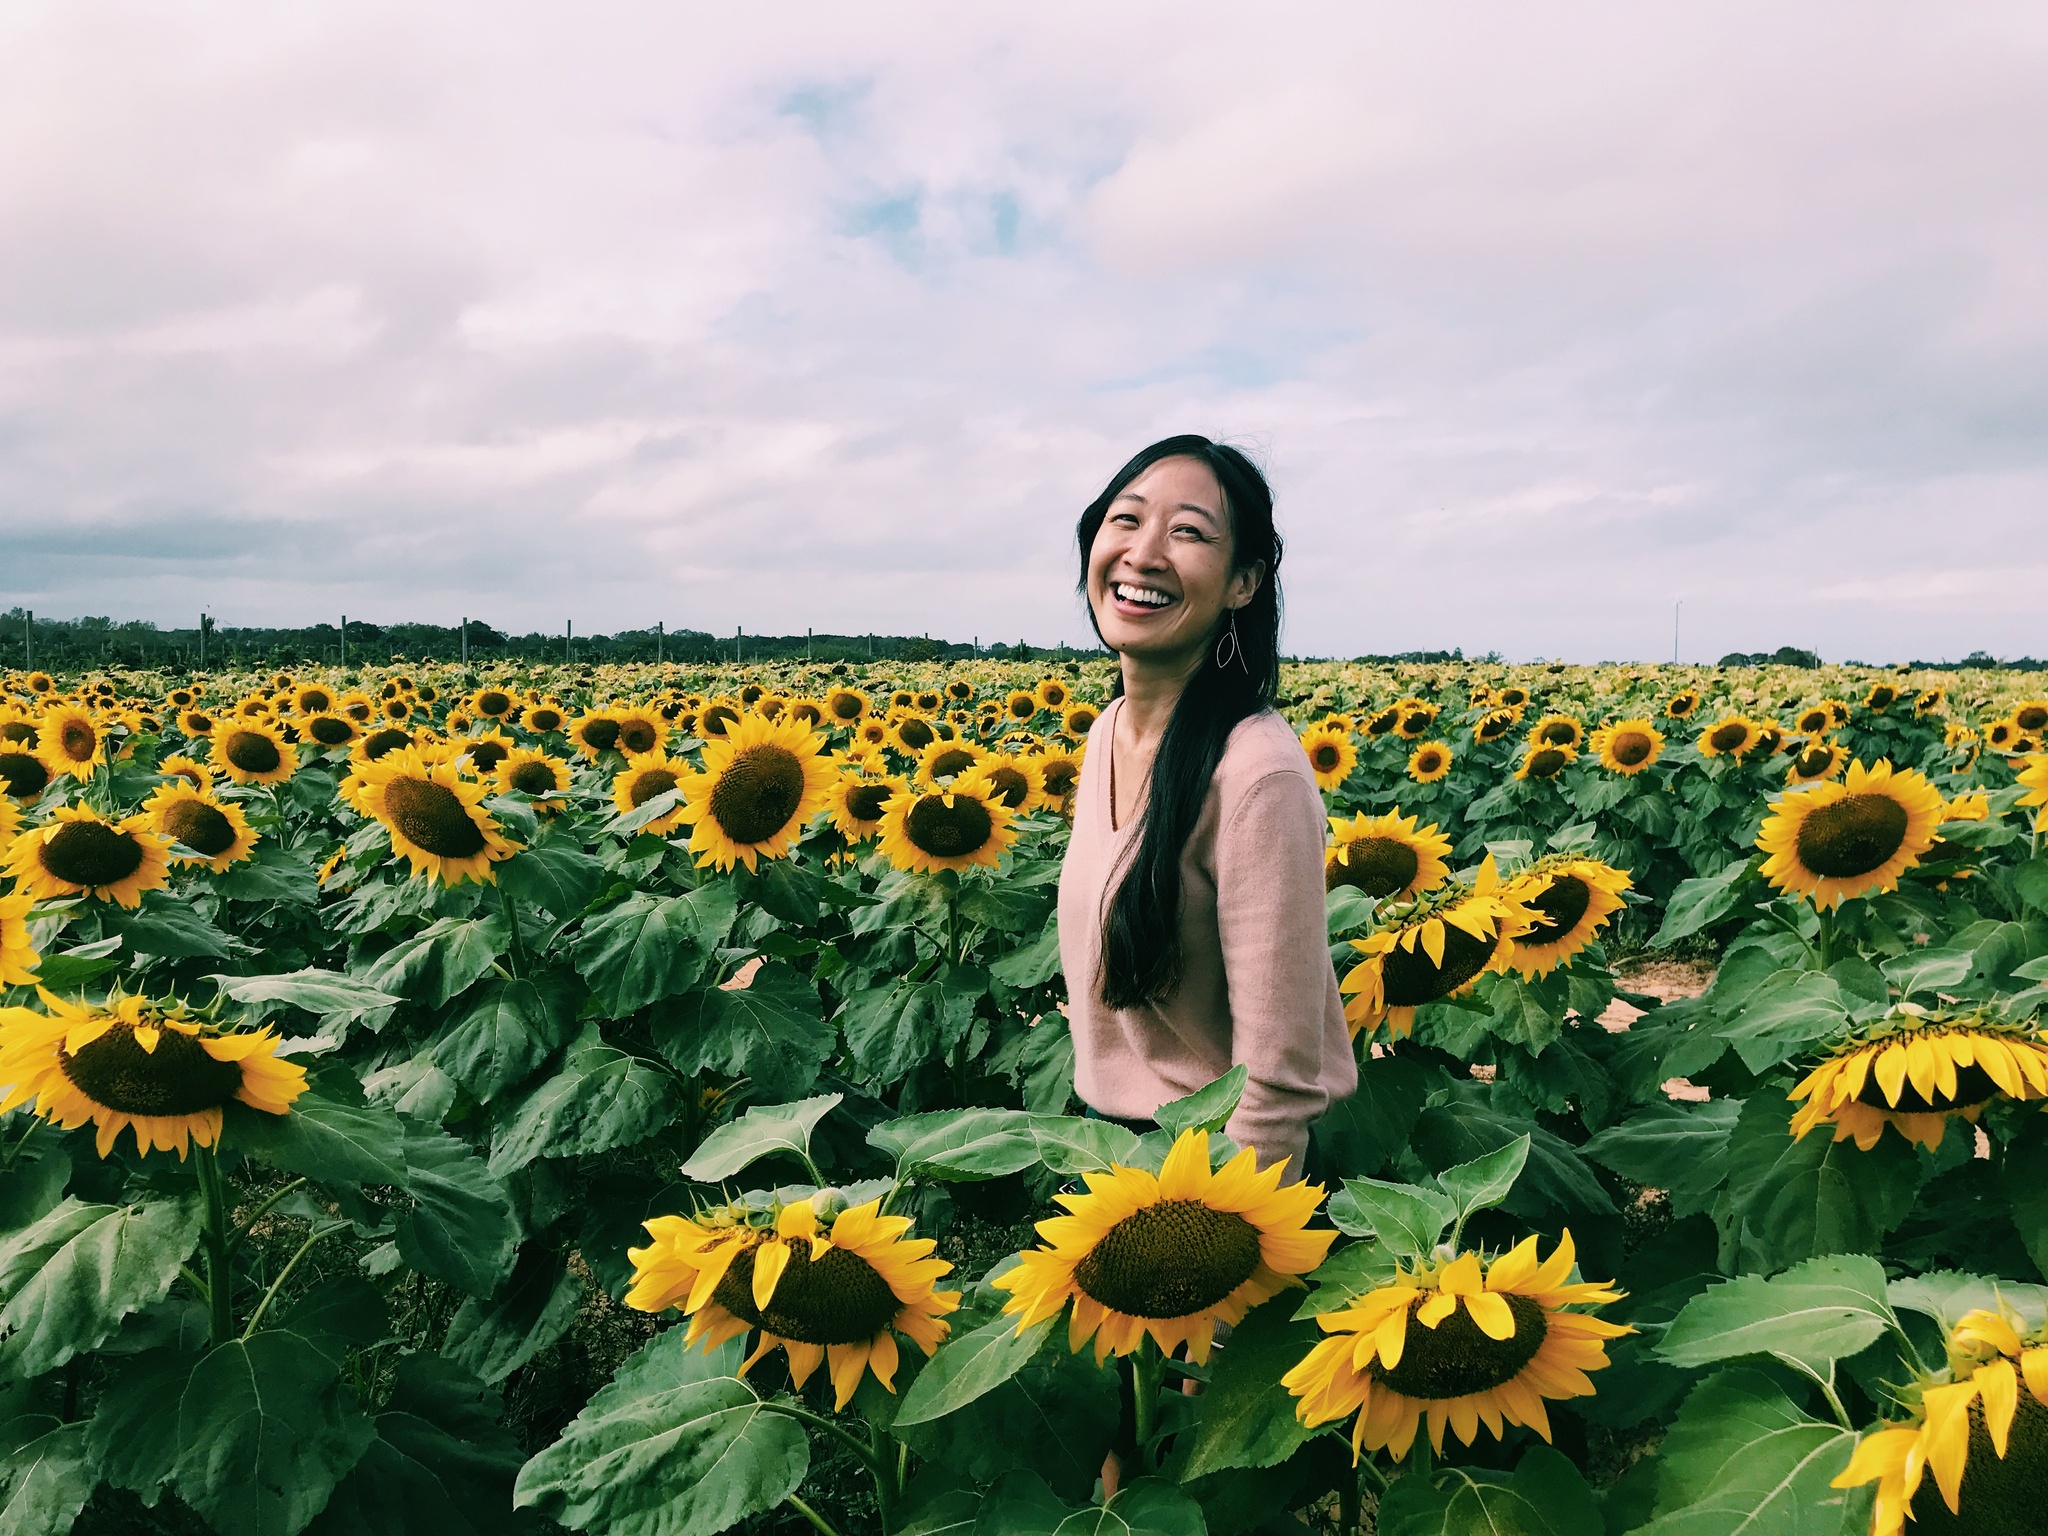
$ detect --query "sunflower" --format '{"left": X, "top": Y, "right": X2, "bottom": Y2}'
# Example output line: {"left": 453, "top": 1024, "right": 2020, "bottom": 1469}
{"left": 1301, "top": 723, "right": 1358, "bottom": 792}
{"left": 824, "top": 688, "right": 870, "bottom": 727}
{"left": 1756, "top": 758, "right": 1946, "bottom": 908}
{"left": 521, "top": 701, "right": 568, "bottom": 735}
{"left": 945, "top": 679, "right": 975, "bottom": 703}
{"left": 1362, "top": 706, "right": 1400, "bottom": 738}
{"left": 1696, "top": 715, "right": 1759, "bottom": 759}
{"left": 625, "top": 1196, "right": 959, "bottom": 1410}
{"left": 1789, "top": 1011, "right": 2048, "bottom": 1152}
{"left": 356, "top": 748, "right": 521, "bottom": 886}
{"left": 877, "top": 771, "right": 1018, "bottom": 874}
{"left": 1664, "top": 689, "right": 1700, "bottom": 720}
{"left": 1338, "top": 858, "right": 1533, "bottom": 1039}
{"left": 36, "top": 704, "right": 103, "bottom": 780}
{"left": 0, "top": 747, "right": 51, "bottom": 801}
{"left": 1063, "top": 703, "right": 1100, "bottom": 737}
{"left": 1528, "top": 715, "right": 1584, "bottom": 750}
{"left": 213, "top": 721, "right": 298, "bottom": 787}
{"left": 2014, "top": 699, "right": 2048, "bottom": 735}
{"left": 1864, "top": 682, "right": 1901, "bottom": 714}
{"left": 1282, "top": 1231, "right": 1629, "bottom": 1463}
{"left": 826, "top": 769, "right": 902, "bottom": 842}
{"left": 24, "top": 673, "right": 53, "bottom": 696}
{"left": 176, "top": 708, "right": 217, "bottom": 739}
{"left": 785, "top": 698, "right": 826, "bottom": 729}
{"left": 1004, "top": 690, "right": 1039, "bottom": 723}
{"left": 995, "top": 1129, "right": 1334, "bottom": 1365}
{"left": 677, "top": 712, "right": 834, "bottom": 872}
{"left": 461, "top": 727, "right": 515, "bottom": 777}
{"left": 1785, "top": 737, "right": 1849, "bottom": 785}
{"left": 1036, "top": 677, "right": 1070, "bottom": 711}
{"left": 610, "top": 708, "right": 667, "bottom": 758}
{"left": 1407, "top": 742, "right": 1453, "bottom": 784}
{"left": 566, "top": 710, "right": 623, "bottom": 760}
{"left": 1834, "top": 1307, "right": 2048, "bottom": 1536}
{"left": 1514, "top": 742, "right": 1576, "bottom": 781}
{"left": 979, "top": 754, "right": 1043, "bottom": 813}
{"left": 1325, "top": 812, "right": 1452, "bottom": 902}
{"left": 335, "top": 691, "right": 376, "bottom": 725}
{"left": 471, "top": 686, "right": 517, "bottom": 721}
{"left": 143, "top": 782, "right": 257, "bottom": 872}
{"left": 1397, "top": 701, "right": 1441, "bottom": 739}
{"left": 1745, "top": 724, "right": 1786, "bottom": 759}
{"left": 1500, "top": 856, "right": 1631, "bottom": 978}
{"left": 0, "top": 991, "right": 306, "bottom": 1159}
{"left": 699, "top": 700, "right": 742, "bottom": 739}
{"left": 288, "top": 683, "right": 336, "bottom": 718}
{"left": 3, "top": 805, "right": 171, "bottom": 908}
{"left": 355, "top": 725, "right": 415, "bottom": 766}
{"left": 1472, "top": 710, "right": 1519, "bottom": 745}
{"left": 1794, "top": 705, "right": 1834, "bottom": 736}
{"left": 1590, "top": 718, "right": 1662, "bottom": 776}
{"left": 611, "top": 752, "right": 688, "bottom": 836}
{"left": 914, "top": 738, "right": 988, "bottom": 788}
{"left": 888, "top": 712, "right": 940, "bottom": 756}
{"left": 2017, "top": 754, "right": 2048, "bottom": 815}
{"left": 0, "top": 889, "right": 37, "bottom": 985}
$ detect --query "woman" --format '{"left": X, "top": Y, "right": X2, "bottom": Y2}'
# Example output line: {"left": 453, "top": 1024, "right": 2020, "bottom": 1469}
{"left": 1058, "top": 435, "right": 1357, "bottom": 1183}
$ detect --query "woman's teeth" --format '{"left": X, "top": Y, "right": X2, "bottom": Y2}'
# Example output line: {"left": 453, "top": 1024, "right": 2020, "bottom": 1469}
{"left": 1114, "top": 583, "right": 1175, "bottom": 608}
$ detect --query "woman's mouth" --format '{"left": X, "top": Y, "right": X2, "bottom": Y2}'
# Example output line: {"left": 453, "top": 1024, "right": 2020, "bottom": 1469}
{"left": 1110, "top": 581, "right": 1178, "bottom": 618}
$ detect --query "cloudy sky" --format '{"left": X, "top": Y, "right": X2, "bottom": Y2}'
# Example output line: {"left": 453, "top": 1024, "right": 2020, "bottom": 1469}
{"left": 3, "top": 3, "right": 2044, "bottom": 663}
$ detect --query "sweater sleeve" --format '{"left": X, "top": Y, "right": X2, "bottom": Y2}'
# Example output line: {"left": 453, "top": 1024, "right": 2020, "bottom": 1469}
{"left": 1213, "top": 769, "right": 1340, "bottom": 1177}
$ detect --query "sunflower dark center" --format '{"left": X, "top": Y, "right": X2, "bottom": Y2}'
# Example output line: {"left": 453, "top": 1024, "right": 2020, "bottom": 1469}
{"left": 701, "top": 706, "right": 739, "bottom": 738}
{"left": 829, "top": 694, "right": 864, "bottom": 721}
{"left": 159, "top": 798, "right": 237, "bottom": 857}
{"left": 1907, "top": 1388, "right": 2048, "bottom": 1536}
{"left": 1329, "top": 837, "right": 1420, "bottom": 898}
{"left": 1072, "top": 1200, "right": 1263, "bottom": 1319}
{"left": 1009, "top": 697, "right": 1035, "bottom": 720}
{"left": 382, "top": 775, "right": 488, "bottom": 859}
{"left": 1068, "top": 708, "right": 1098, "bottom": 731}
{"left": 1857, "top": 1058, "right": 2001, "bottom": 1114}
{"left": 1525, "top": 748, "right": 1570, "bottom": 779}
{"left": 299, "top": 689, "right": 333, "bottom": 713}
{"left": 1479, "top": 719, "right": 1510, "bottom": 741}
{"left": 1313, "top": 744, "right": 1343, "bottom": 771}
{"left": 1040, "top": 762, "right": 1079, "bottom": 798}
{"left": 1415, "top": 751, "right": 1445, "bottom": 774}
{"left": 1371, "top": 1293, "right": 1548, "bottom": 1398}
{"left": 628, "top": 767, "right": 679, "bottom": 807}
{"left": 468, "top": 739, "right": 511, "bottom": 772}
{"left": 905, "top": 794, "right": 994, "bottom": 859}
{"left": 844, "top": 782, "right": 890, "bottom": 822}
{"left": 477, "top": 691, "right": 512, "bottom": 716}
{"left": 1710, "top": 724, "right": 1749, "bottom": 752}
{"left": 1870, "top": 688, "right": 1896, "bottom": 708}
{"left": 363, "top": 728, "right": 411, "bottom": 760}
{"left": 221, "top": 730, "right": 281, "bottom": 775}
{"left": 896, "top": 718, "right": 936, "bottom": 750}
{"left": 58, "top": 719, "right": 98, "bottom": 761}
{"left": 1523, "top": 875, "right": 1592, "bottom": 944}
{"left": 1380, "top": 919, "right": 1501, "bottom": 1008}
{"left": 0, "top": 750, "right": 49, "bottom": 798}
{"left": 617, "top": 720, "right": 660, "bottom": 755}
{"left": 306, "top": 716, "right": 354, "bottom": 746}
{"left": 1795, "top": 793, "right": 1910, "bottom": 878}
{"left": 927, "top": 747, "right": 977, "bottom": 780}
{"left": 1613, "top": 734, "right": 1653, "bottom": 767}
{"left": 506, "top": 760, "right": 558, "bottom": 795}
{"left": 1043, "top": 686, "right": 1067, "bottom": 707}
{"left": 1402, "top": 712, "right": 1432, "bottom": 734}
{"left": 42, "top": 820, "right": 147, "bottom": 887}
{"left": 579, "top": 719, "right": 621, "bottom": 751}
{"left": 986, "top": 765, "right": 1031, "bottom": 809}
{"left": 708, "top": 746, "right": 806, "bottom": 844}
{"left": 1793, "top": 749, "right": 1834, "bottom": 778}
{"left": 59, "top": 1023, "right": 243, "bottom": 1117}
{"left": 1539, "top": 723, "right": 1577, "bottom": 746}
{"left": 713, "top": 1239, "right": 904, "bottom": 1345}
{"left": 1, "top": 722, "right": 32, "bottom": 744}
{"left": 2018, "top": 706, "right": 2048, "bottom": 732}
{"left": 528, "top": 709, "right": 564, "bottom": 732}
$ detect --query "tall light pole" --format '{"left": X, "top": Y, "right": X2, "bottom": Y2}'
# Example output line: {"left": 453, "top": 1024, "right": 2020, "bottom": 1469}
{"left": 1672, "top": 600, "right": 1683, "bottom": 665}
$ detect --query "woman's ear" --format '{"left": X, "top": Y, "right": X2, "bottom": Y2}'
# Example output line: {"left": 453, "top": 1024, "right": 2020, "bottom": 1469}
{"left": 1225, "top": 561, "right": 1266, "bottom": 611}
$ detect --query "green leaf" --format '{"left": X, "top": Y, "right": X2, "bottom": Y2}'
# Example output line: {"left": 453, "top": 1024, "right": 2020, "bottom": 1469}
{"left": 230, "top": 1073, "right": 410, "bottom": 1186}
{"left": 496, "top": 840, "right": 607, "bottom": 920}
{"left": 573, "top": 885, "right": 738, "bottom": 1018}
{"left": 1723, "top": 1094, "right": 1922, "bottom": 1271}
{"left": 1029, "top": 1117, "right": 1143, "bottom": 1176}
{"left": 1998, "top": 1114, "right": 2048, "bottom": 1281}
{"left": 1890, "top": 1270, "right": 2048, "bottom": 1337}
{"left": 215, "top": 848, "right": 320, "bottom": 907}
{"left": 1882, "top": 947, "right": 1976, "bottom": 1001}
{"left": 1581, "top": 1099, "right": 1741, "bottom": 1220}
{"left": 1631, "top": 1369, "right": 1859, "bottom": 1536}
{"left": 1719, "top": 971, "right": 1851, "bottom": 1074}
{"left": 870, "top": 1109, "right": 1044, "bottom": 1182}
{"left": 680, "top": 1094, "right": 841, "bottom": 1182}
{"left": 893, "top": 1343, "right": 1119, "bottom": 1501}
{"left": 88, "top": 1347, "right": 198, "bottom": 1502}
{"left": 973, "top": 1471, "right": 1205, "bottom": 1536}
{"left": 895, "top": 1315, "right": 1053, "bottom": 1427}
{"left": 1432, "top": 1135, "right": 1530, "bottom": 1223}
{"left": 109, "top": 890, "right": 236, "bottom": 957}
{"left": 1154, "top": 1066, "right": 1250, "bottom": 1140}
{"left": 513, "top": 1333, "right": 807, "bottom": 1536}
{"left": 361, "top": 917, "right": 508, "bottom": 1009}
{"left": 1312, "top": 1054, "right": 1435, "bottom": 1180}
{"left": 1653, "top": 860, "right": 1757, "bottom": 947}
{"left": 1293, "top": 1242, "right": 1406, "bottom": 1319}
{"left": 841, "top": 969, "right": 981, "bottom": 1084}
{"left": 1176, "top": 1300, "right": 1319, "bottom": 1478}
{"left": 19, "top": 948, "right": 121, "bottom": 994}
{"left": 1660, "top": 1256, "right": 1899, "bottom": 1379}
{"left": 394, "top": 1123, "right": 521, "bottom": 1298}
{"left": 488, "top": 1026, "right": 679, "bottom": 1177}
{"left": 1375, "top": 1447, "right": 1599, "bottom": 1536}
{"left": 990, "top": 917, "right": 1062, "bottom": 989}
{"left": 211, "top": 969, "right": 402, "bottom": 1029}
{"left": 442, "top": 1246, "right": 583, "bottom": 1385}
{"left": 0, "top": 1419, "right": 93, "bottom": 1536}
{"left": 432, "top": 975, "right": 581, "bottom": 1104}
{"left": 651, "top": 963, "right": 834, "bottom": 1103}
{"left": 173, "top": 1330, "right": 377, "bottom": 1536}
{"left": 303, "top": 1355, "right": 525, "bottom": 1536}
{"left": 0, "top": 1196, "right": 203, "bottom": 1375}
{"left": 1326, "top": 1178, "right": 1456, "bottom": 1257}
{"left": 1411, "top": 1098, "right": 1614, "bottom": 1218}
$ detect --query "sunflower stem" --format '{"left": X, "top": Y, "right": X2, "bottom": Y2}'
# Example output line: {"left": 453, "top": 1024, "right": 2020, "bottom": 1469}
{"left": 1131, "top": 1342, "right": 1167, "bottom": 1470}
{"left": 227, "top": 1177, "right": 309, "bottom": 1254}
{"left": 1807, "top": 1364, "right": 1853, "bottom": 1431}
{"left": 242, "top": 1222, "right": 343, "bottom": 1339}
{"left": 784, "top": 1495, "right": 843, "bottom": 1536}
{"left": 1814, "top": 907, "right": 1835, "bottom": 971}
{"left": 762, "top": 1401, "right": 885, "bottom": 1478}
{"left": 869, "top": 1420, "right": 896, "bottom": 1533}
{"left": 195, "top": 1144, "right": 236, "bottom": 1346}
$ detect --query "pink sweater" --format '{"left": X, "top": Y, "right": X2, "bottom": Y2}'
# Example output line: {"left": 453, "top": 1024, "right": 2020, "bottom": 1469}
{"left": 1057, "top": 698, "right": 1358, "bottom": 1178}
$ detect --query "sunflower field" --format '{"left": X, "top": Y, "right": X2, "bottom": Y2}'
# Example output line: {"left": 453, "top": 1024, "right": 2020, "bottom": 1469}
{"left": 4, "top": 657, "right": 2048, "bottom": 1536}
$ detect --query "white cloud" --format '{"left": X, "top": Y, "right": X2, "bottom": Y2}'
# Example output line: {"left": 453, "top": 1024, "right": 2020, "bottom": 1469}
{"left": 1, "top": 1, "right": 2045, "bottom": 662}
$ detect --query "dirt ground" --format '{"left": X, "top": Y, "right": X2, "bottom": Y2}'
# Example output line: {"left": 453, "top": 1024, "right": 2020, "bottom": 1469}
{"left": 1602, "top": 956, "right": 1717, "bottom": 1102}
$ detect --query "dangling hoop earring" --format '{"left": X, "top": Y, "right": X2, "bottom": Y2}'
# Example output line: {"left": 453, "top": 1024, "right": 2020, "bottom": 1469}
{"left": 1214, "top": 608, "right": 1246, "bottom": 671}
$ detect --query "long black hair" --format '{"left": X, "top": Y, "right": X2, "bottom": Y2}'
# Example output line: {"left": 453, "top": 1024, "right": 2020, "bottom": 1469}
{"left": 1076, "top": 435, "right": 1283, "bottom": 1008}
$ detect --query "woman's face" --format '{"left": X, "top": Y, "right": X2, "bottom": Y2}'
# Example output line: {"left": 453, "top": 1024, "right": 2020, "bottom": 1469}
{"left": 1087, "top": 456, "right": 1260, "bottom": 664}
